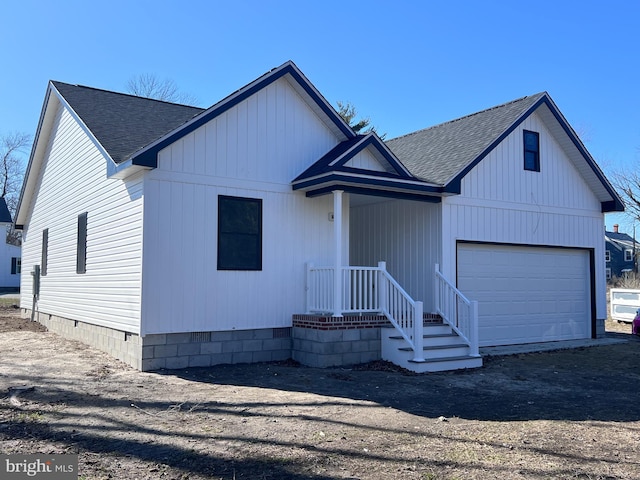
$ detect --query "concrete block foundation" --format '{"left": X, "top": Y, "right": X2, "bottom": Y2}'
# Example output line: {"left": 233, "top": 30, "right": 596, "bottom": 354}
{"left": 23, "top": 309, "right": 291, "bottom": 371}
{"left": 291, "top": 313, "right": 393, "bottom": 368}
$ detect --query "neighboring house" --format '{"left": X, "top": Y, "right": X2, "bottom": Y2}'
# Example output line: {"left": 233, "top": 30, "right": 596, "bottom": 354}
{"left": 0, "top": 197, "right": 21, "bottom": 290}
{"left": 16, "top": 61, "right": 623, "bottom": 372}
{"left": 605, "top": 224, "right": 637, "bottom": 280}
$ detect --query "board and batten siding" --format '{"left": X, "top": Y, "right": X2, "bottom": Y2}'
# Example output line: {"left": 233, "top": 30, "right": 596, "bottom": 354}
{"left": 20, "top": 103, "right": 144, "bottom": 333}
{"left": 350, "top": 199, "right": 441, "bottom": 312}
{"left": 140, "top": 76, "right": 344, "bottom": 334}
{"left": 441, "top": 111, "right": 607, "bottom": 319}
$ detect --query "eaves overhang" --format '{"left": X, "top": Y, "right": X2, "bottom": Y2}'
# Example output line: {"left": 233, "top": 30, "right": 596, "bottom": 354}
{"left": 292, "top": 171, "right": 444, "bottom": 203}
{"left": 442, "top": 94, "right": 624, "bottom": 212}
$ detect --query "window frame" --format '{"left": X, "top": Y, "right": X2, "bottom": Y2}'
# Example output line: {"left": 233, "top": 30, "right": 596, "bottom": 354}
{"left": 605, "top": 250, "right": 611, "bottom": 263}
{"left": 523, "top": 130, "right": 540, "bottom": 172}
{"left": 606, "top": 267, "right": 611, "bottom": 281}
{"left": 624, "top": 249, "right": 633, "bottom": 262}
{"left": 10, "top": 257, "right": 21, "bottom": 275}
{"left": 77, "top": 212, "right": 88, "bottom": 274}
{"left": 41, "top": 229, "right": 48, "bottom": 276}
{"left": 217, "top": 195, "right": 263, "bottom": 271}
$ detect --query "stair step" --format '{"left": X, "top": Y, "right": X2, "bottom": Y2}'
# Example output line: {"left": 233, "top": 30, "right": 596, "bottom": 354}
{"left": 406, "top": 355, "right": 483, "bottom": 373}
{"left": 388, "top": 332, "right": 458, "bottom": 341}
{"left": 398, "top": 342, "right": 468, "bottom": 351}
{"left": 409, "top": 354, "right": 480, "bottom": 364}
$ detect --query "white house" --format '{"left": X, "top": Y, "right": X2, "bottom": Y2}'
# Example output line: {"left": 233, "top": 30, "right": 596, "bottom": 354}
{"left": 0, "top": 197, "right": 21, "bottom": 290}
{"left": 16, "top": 61, "right": 623, "bottom": 372}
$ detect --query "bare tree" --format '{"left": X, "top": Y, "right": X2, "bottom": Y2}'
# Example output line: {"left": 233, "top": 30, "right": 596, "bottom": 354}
{"left": 126, "top": 74, "right": 198, "bottom": 105}
{"left": 612, "top": 169, "right": 640, "bottom": 225}
{"left": 0, "top": 132, "right": 30, "bottom": 245}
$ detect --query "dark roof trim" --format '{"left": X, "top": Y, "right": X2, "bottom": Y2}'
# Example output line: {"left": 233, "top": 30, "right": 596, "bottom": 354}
{"left": 131, "top": 61, "right": 355, "bottom": 168}
{"left": 444, "top": 95, "right": 625, "bottom": 212}
{"left": 541, "top": 98, "right": 624, "bottom": 213}
{"left": 293, "top": 172, "right": 444, "bottom": 195}
{"left": 327, "top": 134, "right": 412, "bottom": 177}
{"left": 305, "top": 185, "right": 442, "bottom": 203}
{"left": 443, "top": 96, "right": 549, "bottom": 193}
{"left": 293, "top": 134, "right": 413, "bottom": 183}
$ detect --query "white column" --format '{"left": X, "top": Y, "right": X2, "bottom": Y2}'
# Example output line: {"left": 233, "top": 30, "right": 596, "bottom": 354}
{"left": 333, "top": 190, "right": 343, "bottom": 317}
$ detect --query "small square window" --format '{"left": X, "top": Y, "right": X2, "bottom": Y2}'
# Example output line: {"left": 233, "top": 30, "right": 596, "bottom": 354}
{"left": 605, "top": 250, "right": 611, "bottom": 263}
{"left": 218, "top": 196, "right": 262, "bottom": 271}
{"left": 624, "top": 249, "right": 633, "bottom": 262}
{"left": 523, "top": 130, "right": 540, "bottom": 172}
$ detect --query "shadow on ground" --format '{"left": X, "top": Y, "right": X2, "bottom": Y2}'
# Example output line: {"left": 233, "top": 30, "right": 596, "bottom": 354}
{"left": 168, "top": 339, "right": 640, "bottom": 423}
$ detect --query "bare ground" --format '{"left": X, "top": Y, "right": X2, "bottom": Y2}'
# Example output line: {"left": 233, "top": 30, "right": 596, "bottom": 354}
{"left": 1, "top": 307, "right": 639, "bottom": 480}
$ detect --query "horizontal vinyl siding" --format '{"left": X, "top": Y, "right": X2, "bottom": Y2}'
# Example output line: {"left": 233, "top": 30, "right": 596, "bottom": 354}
{"left": 350, "top": 199, "right": 441, "bottom": 312}
{"left": 141, "top": 77, "right": 342, "bottom": 334}
{"left": 20, "top": 105, "right": 143, "bottom": 332}
{"left": 441, "top": 111, "right": 606, "bottom": 319}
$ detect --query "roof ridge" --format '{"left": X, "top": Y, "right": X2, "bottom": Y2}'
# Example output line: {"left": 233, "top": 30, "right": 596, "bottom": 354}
{"left": 388, "top": 92, "right": 547, "bottom": 143}
{"left": 50, "top": 80, "right": 205, "bottom": 110}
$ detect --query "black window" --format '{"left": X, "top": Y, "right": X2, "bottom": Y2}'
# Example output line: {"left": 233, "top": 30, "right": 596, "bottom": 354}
{"left": 77, "top": 212, "right": 88, "bottom": 274}
{"left": 10, "top": 257, "right": 21, "bottom": 275}
{"left": 523, "top": 130, "right": 540, "bottom": 171}
{"left": 41, "top": 229, "right": 48, "bottom": 276}
{"left": 218, "top": 196, "right": 262, "bottom": 270}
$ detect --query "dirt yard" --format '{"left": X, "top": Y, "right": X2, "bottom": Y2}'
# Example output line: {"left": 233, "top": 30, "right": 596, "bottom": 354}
{"left": 1, "top": 306, "right": 639, "bottom": 480}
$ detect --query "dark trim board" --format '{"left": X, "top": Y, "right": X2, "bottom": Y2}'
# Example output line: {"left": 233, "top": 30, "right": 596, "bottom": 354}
{"left": 455, "top": 240, "right": 596, "bottom": 341}
{"left": 305, "top": 185, "right": 442, "bottom": 203}
{"left": 132, "top": 62, "right": 355, "bottom": 168}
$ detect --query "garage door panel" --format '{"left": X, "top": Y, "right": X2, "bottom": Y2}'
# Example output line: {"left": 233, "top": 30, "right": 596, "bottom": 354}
{"left": 458, "top": 244, "right": 590, "bottom": 347}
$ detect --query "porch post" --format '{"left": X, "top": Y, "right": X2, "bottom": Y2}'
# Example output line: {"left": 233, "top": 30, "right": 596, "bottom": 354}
{"left": 333, "top": 190, "right": 344, "bottom": 317}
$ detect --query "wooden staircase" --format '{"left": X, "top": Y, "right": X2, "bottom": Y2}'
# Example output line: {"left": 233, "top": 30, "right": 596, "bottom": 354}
{"left": 382, "top": 318, "right": 483, "bottom": 373}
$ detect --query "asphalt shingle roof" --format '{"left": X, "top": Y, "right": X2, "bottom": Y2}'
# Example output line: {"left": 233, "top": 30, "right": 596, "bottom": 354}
{"left": 51, "top": 81, "right": 205, "bottom": 164}
{"left": 385, "top": 92, "right": 547, "bottom": 185}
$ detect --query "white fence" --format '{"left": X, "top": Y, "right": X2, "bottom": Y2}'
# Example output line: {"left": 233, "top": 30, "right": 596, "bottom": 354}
{"left": 610, "top": 288, "right": 640, "bottom": 322}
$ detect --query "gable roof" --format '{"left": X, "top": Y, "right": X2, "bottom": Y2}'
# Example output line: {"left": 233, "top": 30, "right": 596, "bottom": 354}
{"left": 0, "top": 197, "right": 12, "bottom": 224}
{"left": 385, "top": 92, "right": 624, "bottom": 211}
{"left": 605, "top": 230, "right": 637, "bottom": 251}
{"left": 292, "top": 133, "right": 442, "bottom": 202}
{"left": 386, "top": 93, "right": 546, "bottom": 186}
{"left": 51, "top": 82, "right": 205, "bottom": 164}
{"left": 129, "top": 61, "right": 356, "bottom": 168}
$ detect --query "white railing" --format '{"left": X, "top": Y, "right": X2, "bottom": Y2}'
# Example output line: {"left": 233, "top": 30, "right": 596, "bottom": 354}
{"left": 306, "top": 262, "right": 424, "bottom": 362}
{"left": 435, "top": 264, "right": 479, "bottom": 357}
{"left": 610, "top": 288, "right": 640, "bottom": 322}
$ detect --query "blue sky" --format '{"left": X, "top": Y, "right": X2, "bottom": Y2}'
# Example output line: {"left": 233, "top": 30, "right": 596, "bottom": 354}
{"left": 1, "top": 0, "right": 638, "bottom": 231}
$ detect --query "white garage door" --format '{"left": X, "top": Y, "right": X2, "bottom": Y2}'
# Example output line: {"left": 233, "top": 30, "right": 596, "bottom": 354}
{"left": 457, "top": 243, "right": 591, "bottom": 347}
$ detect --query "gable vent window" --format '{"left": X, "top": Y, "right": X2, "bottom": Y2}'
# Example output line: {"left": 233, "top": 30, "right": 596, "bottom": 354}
{"left": 218, "top": 195, "right": 262, "bottom": 271}
{"left": 523, "top": 130, "right": 540, "bottom": 172}
{"left": 77, "top": 212, "right": 88, "bottom": 274}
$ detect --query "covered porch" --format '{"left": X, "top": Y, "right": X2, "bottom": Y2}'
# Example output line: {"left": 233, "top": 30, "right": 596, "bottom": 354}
{"left": 290, "top": 134, "right": 481, "bottom": 372}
